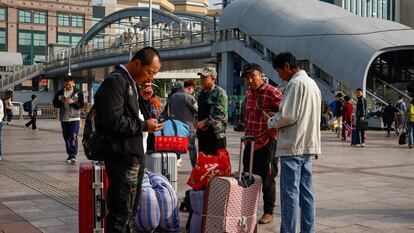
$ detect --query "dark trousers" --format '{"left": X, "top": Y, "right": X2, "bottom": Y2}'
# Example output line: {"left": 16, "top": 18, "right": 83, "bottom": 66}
{"left": 197, "top": 129, "right": 226, "bottom": 156}
{"left": 25, "top": 112, "right": 37, "bottom": 129}
{"left": 243, "top": 140, "right": 279, "bottom": 214}
{"left": 61, "top": 121, "right": 80, "bottom": 158}
{"left": 106, "top": 159, "right": 143, "bottom": 233}
{"left": 6, "top": 110, "right": 13, "bottom": 123}
{"left": 356, "top": 118, "right": 365, "bottom": 144}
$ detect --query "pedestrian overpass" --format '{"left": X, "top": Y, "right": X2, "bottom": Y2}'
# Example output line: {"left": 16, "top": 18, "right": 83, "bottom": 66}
{"left": 3, "top": 0, "right": 414, "bottom": 108}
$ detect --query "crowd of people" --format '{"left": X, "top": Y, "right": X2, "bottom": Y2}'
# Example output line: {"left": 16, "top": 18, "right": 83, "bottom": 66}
{"left": 0, "top": 45, "right": 413, "bottom": 233}
{"left": 322, "top": 91, "right": 414, "bottom": 148}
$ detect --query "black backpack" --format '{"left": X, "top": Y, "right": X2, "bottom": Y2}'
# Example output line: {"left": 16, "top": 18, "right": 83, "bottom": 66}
{"left": 82, "top": 106, "right": 110, "bottom": 161}
{"left": 23, "top": 101, "right": 31, "bottom": 112}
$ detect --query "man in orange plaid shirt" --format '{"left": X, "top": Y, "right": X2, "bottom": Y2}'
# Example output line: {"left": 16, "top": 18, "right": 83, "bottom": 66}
{"left": 242, "top": 63, "right": 283, "bottom": 224}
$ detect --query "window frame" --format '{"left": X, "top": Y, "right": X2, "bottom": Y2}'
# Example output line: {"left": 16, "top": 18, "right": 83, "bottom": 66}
{"left": 19, "top": 10, "right": 32, "bottom": 23}
{"left": 58, "top": 13, "right": 70, "bottom": 26}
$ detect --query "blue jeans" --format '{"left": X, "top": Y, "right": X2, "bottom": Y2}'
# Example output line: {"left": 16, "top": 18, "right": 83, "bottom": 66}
{"left": 280, "top": 155, "right": 315, "bottom": 233}
{"left": 0, "top": 122, "right": 3, "bottom": 156}
{"left": 408, "top": 122, "right": 414, "bottom": 147}
{"left": 61, "top": 121, "right": 80, "bottom": 158}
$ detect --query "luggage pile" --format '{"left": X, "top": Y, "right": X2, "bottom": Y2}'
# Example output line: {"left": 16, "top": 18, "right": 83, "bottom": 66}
{"left": 135, "top": 170, "right": 180, "bottom": 232}
{"left": 184, "top": 136, "right": 262, "bottom": 233}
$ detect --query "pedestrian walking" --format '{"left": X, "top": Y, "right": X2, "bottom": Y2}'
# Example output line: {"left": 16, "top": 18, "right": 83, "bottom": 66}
{"left": 341, "top": 96, "right": 353, "bottom": 140}
{"left": 195, "top": 67, "right": 228, "bottom": 156}
{"left": 168, "top": 79, "right": 198, "bottom": 167}
{"left": 355, "top": 88, "right": 367, "bottom": 147}
{"left": 268, "top": 52, "right": 321, "bottom": 233}
{"left": 0, "top": 99, "right": 3, "bottom": 160}
{"left": 394, "top": 96, "right": 407, "bottom": 135}
{"left": 4, "top": 91, "right": 13, "bottom": 125}
{"left": 24, "top": 95, "right": 38, "bottom": 130}
{"left": 94, "top": 47, "right": 163, "bottom": 233}
{"left": 407, "top": 98, "right": 414, "bottom": 148}
{"left": 241, "top": 63, "right": 282, "bottom": 224}
{"left": 52, "top": 76, "right": 85, "bottom": 164}
{"left": 382, "top": 102, "right": 398, "bottom": 137}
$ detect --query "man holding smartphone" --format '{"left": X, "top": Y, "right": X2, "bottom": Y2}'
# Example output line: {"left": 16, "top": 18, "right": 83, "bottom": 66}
{"left": 53, "top": 76, "right": 84, "bottom": 164}
{"left": 241, "top": 63, "right": 282, "bottom": 224}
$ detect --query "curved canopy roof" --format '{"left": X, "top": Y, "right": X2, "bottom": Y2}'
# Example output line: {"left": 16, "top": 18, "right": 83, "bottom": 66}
{"left": 220, "top": 0, "right": 414, "bottom": 91}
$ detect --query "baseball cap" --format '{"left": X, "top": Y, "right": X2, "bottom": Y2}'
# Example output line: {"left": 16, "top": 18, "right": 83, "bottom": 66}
{"left": 197, "top": 67, "right": 217, "bottom": 77}
{"left": 241, "top": 63, "right": 263, "bottom": 78}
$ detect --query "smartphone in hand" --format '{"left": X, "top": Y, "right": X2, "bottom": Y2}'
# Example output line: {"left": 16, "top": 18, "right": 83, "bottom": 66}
{"left": 158, "top": 115, "right": 175, "bottom": 123}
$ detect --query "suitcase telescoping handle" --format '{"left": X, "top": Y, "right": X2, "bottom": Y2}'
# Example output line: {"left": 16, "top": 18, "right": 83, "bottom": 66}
{"left": 239, "top": 136, "right": 255, "bottom": 181}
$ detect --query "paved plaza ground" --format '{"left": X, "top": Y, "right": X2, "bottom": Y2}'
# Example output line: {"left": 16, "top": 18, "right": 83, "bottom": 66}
{"left": 0, "top": 119, "right": 413, "bottom": 233}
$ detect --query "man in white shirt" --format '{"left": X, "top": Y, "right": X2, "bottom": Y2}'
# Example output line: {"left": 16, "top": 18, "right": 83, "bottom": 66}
{"left": 268, "top": 52, "right": 321, "bottom": 233}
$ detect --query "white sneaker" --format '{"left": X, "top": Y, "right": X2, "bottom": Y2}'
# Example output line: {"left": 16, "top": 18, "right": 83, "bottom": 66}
{"left": 70, "top": 158, "right": 77, "bottom": 164}
{"left": 361, "top": 143, "right": 365, "bottom": 147}
{"left": 0, "top": 157, "right": 2, "bottom": 160}
{"left": 6, "top": 122, "right": 11, "bottom": 125}
{"left": 177, "top": 158, "right": 182, "bottom": 167}
{"left": 24, "top": 126, "right": 27, "bottom": 130}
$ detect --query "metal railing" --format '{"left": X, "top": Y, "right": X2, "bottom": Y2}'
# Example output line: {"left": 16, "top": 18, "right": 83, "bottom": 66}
{"left": 1, "top": 64, "right": 44, "bottom": 92}
{"left": 46, "top": 30, "right": 216, "bottom": 70}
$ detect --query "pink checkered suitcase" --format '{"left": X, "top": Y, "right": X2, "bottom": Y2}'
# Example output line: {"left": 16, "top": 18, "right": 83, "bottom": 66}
{"left": 202, "top": 136, "right": 262, "bottom": 233}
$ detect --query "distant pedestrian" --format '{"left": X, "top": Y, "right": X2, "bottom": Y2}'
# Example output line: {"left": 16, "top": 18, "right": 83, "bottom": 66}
{"left": 269, "top": 52, "right": 321, "bottom": 233}
{"left": 168, "top": 79, "right": 198, "bottom": 167}
{"left": 382, "top": 102, "right": 398, "bottom": 137}
{"left": 394, "top": 96, "right": 407, "bottom": 135}
{"left": 355, "top": 88, "right": 367, "bottom": 147}
{"left": 24, "top": 95, "right": 38, "bottom": 130}
{"left": 0, "top": 99, "right": 3, "bottom": 160}
{"left": 341, "top": 96, "right": 353, "bottom": 140}
{"left": 407, "top": 98, "right": 414, "bottom": 149}
{"left": 241, "top": 63, "right": 282, "bottom": 224}
{"left": 52, "top": 77, "right": 85, "bottom": 164}
{"left": 4, "top": 91, "right": 13, "bottom": 125}
{"left": 195, "top": 67, "right": 228, "bottom": 156}
{"left": 333, "top": 93, "right": 344, "bottom": 137}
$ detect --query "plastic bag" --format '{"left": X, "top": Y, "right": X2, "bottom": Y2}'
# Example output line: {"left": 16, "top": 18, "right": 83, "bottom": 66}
{"left": 187, "top": 149, "right": 231, "bottom": 191}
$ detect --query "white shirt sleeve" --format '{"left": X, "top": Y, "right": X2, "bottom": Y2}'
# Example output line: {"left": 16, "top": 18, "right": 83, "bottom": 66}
{"left": 268, "top": 82, "right": 301, "bottom": 129}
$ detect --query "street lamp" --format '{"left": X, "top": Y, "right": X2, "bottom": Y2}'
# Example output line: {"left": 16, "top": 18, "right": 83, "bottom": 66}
{"left": 149, "top": 0, "right": 153, "bottom": 47}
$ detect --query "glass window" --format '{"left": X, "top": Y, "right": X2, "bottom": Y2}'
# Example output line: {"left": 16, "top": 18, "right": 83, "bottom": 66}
{"left": 33, "top": 33, "right": 46, "bottom": 46}
{"left": 71, "top": 15, "right": 84, "bottom": 27}
{"left": 18, "top": 32, "right": 32, "bottom": 45}
{"left": 58, "top": 34, "right": 70, "bottom": 45}
{"left": 0, "top": 29, "right": 5, "bottom": 51}
{"left": 33, "top": 11, "right": 46, "bottom": 24}
{"left": 58, "top": 33, "right": 82, "bottom": 45}
{"left": 0, "top": 8, "right": 6, "bottom": 21}
{"left": 58, "top": 13, "right": 70, "bottom": 26}
{"left": 19, "top": 10, "right": 32, "bottom": 23}
{"left": 71, "top": 35, "right": 82, "bottom": 45}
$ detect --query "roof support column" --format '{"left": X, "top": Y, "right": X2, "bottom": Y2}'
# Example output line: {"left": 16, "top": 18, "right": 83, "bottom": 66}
{"left": 218, "top": 52, "right": 234, "bottom": 95}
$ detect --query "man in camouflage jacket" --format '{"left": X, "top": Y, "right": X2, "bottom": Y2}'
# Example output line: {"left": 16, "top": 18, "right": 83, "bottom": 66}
{"left": 195, "top": 67, "right": 228, "bottom": 155}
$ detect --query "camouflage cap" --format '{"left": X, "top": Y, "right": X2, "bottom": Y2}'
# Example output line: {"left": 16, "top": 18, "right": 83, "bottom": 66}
{"left": 197, "top": 67, "right": 217, "bottom": 78}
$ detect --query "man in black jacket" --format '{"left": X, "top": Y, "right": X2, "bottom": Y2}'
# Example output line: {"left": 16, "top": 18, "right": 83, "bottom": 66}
{"left": 94, "top": 47, "right": 163, "bottom": 233}
{"left": 52, "top": 77, "right": 85, "bottom": 164}
{"left": 356, "top": 88, "right": 367, "bottom": 146}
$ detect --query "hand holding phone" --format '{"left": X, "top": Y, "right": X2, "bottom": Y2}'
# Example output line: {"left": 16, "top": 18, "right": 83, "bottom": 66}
{"left": 158, "top": 115, "right": 175, "bottom": 123}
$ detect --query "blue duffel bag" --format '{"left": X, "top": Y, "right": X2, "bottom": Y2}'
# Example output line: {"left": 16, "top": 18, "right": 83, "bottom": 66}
{"left": 135, "top": 172, "right": 161, "bottom": 233}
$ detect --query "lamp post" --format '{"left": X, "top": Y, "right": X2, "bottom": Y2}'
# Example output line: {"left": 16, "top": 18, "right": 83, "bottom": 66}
{"left": 149, "top": 0, "right": 153, "bottom": 47}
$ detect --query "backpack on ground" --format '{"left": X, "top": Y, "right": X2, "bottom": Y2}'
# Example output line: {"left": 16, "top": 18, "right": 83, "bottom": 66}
{"left": 82, "top": 106, "right": 110, "bottom": 161}
{"left": 23, "top": 101, "right": 31, "bottom": 112}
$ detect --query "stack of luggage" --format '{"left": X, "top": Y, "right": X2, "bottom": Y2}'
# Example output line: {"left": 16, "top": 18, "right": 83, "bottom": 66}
{"left": 185, "top": 136, "right": 262, "bottom": 233}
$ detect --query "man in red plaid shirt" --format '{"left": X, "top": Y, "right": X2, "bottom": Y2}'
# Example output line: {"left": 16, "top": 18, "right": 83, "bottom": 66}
{"left": 242, "top": 63, "right": 283, "bottom": 224}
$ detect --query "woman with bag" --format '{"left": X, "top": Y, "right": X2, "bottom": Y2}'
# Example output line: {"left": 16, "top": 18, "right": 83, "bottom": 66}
{"left": 4, "top": 91, "right": 13, "bottom": 125}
